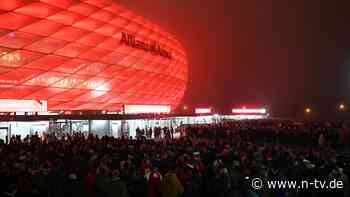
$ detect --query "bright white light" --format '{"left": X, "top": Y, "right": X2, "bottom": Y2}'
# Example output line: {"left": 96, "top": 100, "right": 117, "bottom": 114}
{"left": 232, "top": 108, "right": 267, "bottom": 114}
{"left": 106, "top": 111, "right": 120, "bottom": 114}
{"left": 233, "top": 115, "right": 265, "bottom": 119}
{"left": 95, "top": 83, "right": 110, "bottom": 91}
{"left": 213, "top": 114, "right": 219, "bottom": 117}
{"left": 124, "top": 104, "right": 171, "bottom": 114}
{"left": 0, "top": 99, "right": 47, "bottom": 112}
{"left": 195, "top": 108, "right": 211, "bottom": 114}
{"left": 91, "top": 84, "right": 110, "bottom": 97}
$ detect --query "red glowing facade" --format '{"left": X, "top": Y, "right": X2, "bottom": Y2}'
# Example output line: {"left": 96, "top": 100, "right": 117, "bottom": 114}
{"left": 0, "top": 0, "right": 188, "bottom": 111}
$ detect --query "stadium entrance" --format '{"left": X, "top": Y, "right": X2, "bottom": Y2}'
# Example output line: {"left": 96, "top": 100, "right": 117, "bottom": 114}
{"left": 0, "top": 115, "right": 228, "bottom": 140}
{"left": 0, "top": 107, "right": 268, "bottom": 140}
{"left": 0, "top": 114, "right": 269, "bottom": 141}
{"left": 0, "top": 127, "right": 9, "bottom": 143}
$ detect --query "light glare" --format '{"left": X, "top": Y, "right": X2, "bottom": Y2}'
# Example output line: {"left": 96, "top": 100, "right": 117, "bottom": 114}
{"left": 195, "top": 108, "right": 211, "bottom": 114}
{"left": 232, "top": 108, "right": 267, "bottom": 114}
{"left": 124, "top": 104, "right": 171, "bottom": 114}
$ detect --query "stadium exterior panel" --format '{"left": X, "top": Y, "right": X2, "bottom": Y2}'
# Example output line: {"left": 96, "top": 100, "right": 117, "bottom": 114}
{"left": 0, "top": 0, "right": 188, "bottom": 111}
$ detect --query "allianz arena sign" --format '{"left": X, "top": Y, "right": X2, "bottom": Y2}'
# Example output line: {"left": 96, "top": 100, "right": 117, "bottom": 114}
{"left": 120, "top": 32, "right": 172, "bottom": 59}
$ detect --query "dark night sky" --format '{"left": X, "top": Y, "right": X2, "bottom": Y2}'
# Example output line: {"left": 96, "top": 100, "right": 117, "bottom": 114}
{"left": 118, "top": 0, "right": 350, "bottom": 118}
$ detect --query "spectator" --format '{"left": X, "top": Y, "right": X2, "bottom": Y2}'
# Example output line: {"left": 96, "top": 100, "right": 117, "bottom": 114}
{"left": 160, "top": 165, "right": 183, "bottom": 197}
{"left": 0, "top": 120, "right": 349, "bottom": 197}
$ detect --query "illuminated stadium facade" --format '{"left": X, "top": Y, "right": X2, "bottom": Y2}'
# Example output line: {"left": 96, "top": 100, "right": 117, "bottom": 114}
{"left": 0, "top": 0, "right": 188, "bottom": 112}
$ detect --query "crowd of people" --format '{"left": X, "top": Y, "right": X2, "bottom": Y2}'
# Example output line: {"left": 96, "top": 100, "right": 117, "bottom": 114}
{"left": 0, "top": 119, "right": 349, "bottom": 197}
{"left": 186, "top": 120, "right": 350, "bottom": 149}
{"left": 136, "top": 127, "right": 175, "bottom": 140}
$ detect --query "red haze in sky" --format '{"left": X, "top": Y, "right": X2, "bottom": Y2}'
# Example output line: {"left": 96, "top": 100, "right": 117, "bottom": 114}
{"left": 119, "top": 0, "right": 350, "bottom": 118}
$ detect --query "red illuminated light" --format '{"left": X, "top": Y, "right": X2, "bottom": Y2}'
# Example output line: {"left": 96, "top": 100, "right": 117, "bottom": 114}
{"left": 0, "top": 0, "right": 188, "bottom": 111}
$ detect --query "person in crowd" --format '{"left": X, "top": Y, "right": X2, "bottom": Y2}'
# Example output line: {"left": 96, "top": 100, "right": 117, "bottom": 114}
{"left": 160, "top": 164, "right": 183, "bottom": 197}
{"left": 145, "top": 167, "right": 162, "bottom": 197}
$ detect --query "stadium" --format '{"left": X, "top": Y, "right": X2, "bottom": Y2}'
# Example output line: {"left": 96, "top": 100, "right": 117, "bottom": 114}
{"left": 0, "top": 1, "right": 349, "bottom": 197}
{"left": 0, "top": 0, "right": 188, "bottom": 112}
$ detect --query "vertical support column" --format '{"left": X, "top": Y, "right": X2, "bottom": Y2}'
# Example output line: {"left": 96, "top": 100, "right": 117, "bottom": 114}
{"left": 7, "top": 123, "right": 11, "bottom": 144}
{"left": 69, "top": 121, "right": 72, "bottom": 135}
{"left": 88, "top": 120, "right": 92, "bottom": 135}
{"left": 121, "top": 120, "right": 129, "bottom": 138}
{"left": 106, "top": 120, "right": 111, "bottom": 136}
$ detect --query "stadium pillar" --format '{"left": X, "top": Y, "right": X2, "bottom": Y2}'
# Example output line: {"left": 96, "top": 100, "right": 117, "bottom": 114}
{"left": 121, "top": 120, "right": 129, "bottom": 138}
{"left": 88, "top": 120, "right": 92, "bottom": 134}
{"left": 106, "top": 120, "right": 112, "bottom": 136}
{"left": 69, "top": 121, "right": 72, "bottom": 135}
{"left": 8, "top": 124, "right": 11, "bottom": 144}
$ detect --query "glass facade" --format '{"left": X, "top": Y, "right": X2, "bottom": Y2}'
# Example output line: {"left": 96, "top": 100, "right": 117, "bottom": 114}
{"left": 0, "top": 114, "right": 268, "bottom": 142}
